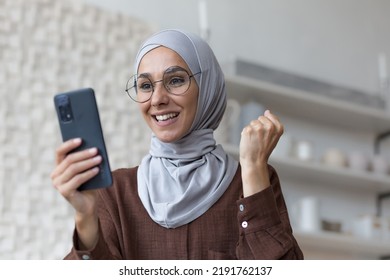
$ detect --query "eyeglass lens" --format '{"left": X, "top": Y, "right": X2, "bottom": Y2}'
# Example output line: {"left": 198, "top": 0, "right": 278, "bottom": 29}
{"left": 126, "top": 66, "right": 193, "bottom": 103}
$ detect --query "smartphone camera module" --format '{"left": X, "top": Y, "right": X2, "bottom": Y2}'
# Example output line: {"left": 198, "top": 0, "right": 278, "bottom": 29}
{"left": 56, "top": 95, "right": 74, "bottom": 123}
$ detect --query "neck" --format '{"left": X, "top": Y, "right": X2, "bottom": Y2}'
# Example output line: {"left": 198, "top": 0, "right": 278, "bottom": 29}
{"left": 150, "top": 129, "right": 216, "bottom": 159}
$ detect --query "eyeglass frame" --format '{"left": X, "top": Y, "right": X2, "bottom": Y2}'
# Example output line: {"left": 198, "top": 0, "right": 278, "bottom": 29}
{"left": 125, "top": 66, "right": 201, "bottom": 103}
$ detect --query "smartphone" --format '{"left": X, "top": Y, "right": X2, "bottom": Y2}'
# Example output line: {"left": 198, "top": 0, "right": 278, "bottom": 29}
{"left": 54, "top": 88, "right": 112, "bottom": 191}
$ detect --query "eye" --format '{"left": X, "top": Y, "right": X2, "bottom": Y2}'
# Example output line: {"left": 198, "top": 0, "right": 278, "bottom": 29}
{"left": 165, "top": 72, "right": 188, "bottom": 88}
{"left": 137, "top": 78, "right": 153, "bottom": 92}
{"left": 169, "top": 77, "right": 186, "bottom": 87}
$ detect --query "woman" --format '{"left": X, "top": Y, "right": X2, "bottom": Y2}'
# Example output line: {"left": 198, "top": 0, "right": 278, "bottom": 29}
{"left": 51, "top": 29, "right": 303, "bottom": 259}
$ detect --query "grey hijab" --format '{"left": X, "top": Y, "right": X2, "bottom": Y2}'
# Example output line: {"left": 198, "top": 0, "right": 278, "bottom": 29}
{"left": 136, "top": 29, "right": 238, "bottom": 228}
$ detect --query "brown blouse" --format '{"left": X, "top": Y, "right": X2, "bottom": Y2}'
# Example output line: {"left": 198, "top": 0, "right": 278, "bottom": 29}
{"left": 64, "top": 165, "right": 304, "bottom": 260}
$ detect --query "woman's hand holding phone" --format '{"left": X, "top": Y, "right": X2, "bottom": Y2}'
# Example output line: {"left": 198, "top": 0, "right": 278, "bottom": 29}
{"left": 50, "top": 138, "right": 100, "bottom": 250}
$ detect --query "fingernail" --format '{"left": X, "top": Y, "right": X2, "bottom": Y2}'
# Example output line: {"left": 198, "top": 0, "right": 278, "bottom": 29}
{"left": 73, "top": 138, "right": 82, "bottom": 144}
{"left": 93, "top": 155, "right": 102, "bottom": 162}
{"left": 89, "top": 147, "right": 98, "bottom": 154}
{"left": 92, "top": 167, "right": 99, "bottom": 173}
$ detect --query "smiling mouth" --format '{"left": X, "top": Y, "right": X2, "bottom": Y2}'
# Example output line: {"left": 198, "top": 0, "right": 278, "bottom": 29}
{"left": 154, "top": 113, "right": 179, "bottom": 122}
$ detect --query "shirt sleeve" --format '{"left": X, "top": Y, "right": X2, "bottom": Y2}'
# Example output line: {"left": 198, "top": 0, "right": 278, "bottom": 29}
{"left": 235, "top": 165, "right": 304, "bottom": 259}
{"left": 63, "top": 191, "right": 123, "bottom": 260}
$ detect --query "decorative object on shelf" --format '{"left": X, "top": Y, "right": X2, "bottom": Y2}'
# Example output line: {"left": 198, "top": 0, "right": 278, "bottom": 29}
{"left": 348, "top": 151, "right": 369, "bottom": 172}
{"left": 322, "top": 148, "right": 347, "bottom": 168}
{"left": 234, "top": 58, "right": 386, "bottom": 110}
{"left": 374, "top": 131, "right": 390, "bottom": 155}
{"left": 377, "top": 193, "right": 390, "bottom": 217}
{"left": 321, "top": 219, "right": 342, "bottom": 233}
{"left": 292, "top": 196, "right": 321, "bottom": 232}
{"left": 351, "top": 215, "right": 390, "bottom": 241}
{"left": 370, "top": 155, "right": 389, "bottom": 175}
{"left": 290, "top": 139, "right": 314, "bottom": 162}
{"left": 347, "top": 151, "right": 389, "bottom": 175}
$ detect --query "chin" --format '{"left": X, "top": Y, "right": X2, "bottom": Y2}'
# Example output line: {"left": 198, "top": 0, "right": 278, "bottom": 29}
{"left": 155, "top": 133, "right": 181, "bottom": 143}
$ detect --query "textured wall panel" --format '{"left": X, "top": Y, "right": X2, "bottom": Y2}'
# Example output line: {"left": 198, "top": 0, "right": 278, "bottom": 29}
{"left": 0, "top": 0, "right": 154, "bottom": 259}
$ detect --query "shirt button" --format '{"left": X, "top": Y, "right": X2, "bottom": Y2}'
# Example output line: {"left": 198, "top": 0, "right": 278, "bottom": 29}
{"left": 242, "top": 221, "right": 248, "bottom": 228}
{"left": 239, "top": 204, "right": 244, "bottom": 212}
{"left": 82, "top": 254, "right": 90, "bottom": 260}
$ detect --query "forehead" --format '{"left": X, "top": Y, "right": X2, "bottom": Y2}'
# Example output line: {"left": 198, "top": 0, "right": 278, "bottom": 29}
{"left": 138, "top": 46, "right": 190, "bottom": 75}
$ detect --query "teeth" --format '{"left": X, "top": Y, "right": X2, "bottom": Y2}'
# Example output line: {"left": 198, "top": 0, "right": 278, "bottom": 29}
{"left": 155, "top": 113, "right": 178, "bottom": 121}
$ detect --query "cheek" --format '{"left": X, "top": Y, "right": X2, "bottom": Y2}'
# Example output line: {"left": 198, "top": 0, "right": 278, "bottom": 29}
{"left": 138, "top": 103, "right": 148, "bottom": 114}
{"left": 190, "top": 101, "right": 198, "bottom": 119}
{"left": 138, "top": 103, "right": 150, "bottom": 122}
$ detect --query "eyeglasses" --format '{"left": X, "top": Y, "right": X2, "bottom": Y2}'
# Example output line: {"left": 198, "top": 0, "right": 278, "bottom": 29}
{"left": 125, "top": 66, "right": 201, "bottom": 103}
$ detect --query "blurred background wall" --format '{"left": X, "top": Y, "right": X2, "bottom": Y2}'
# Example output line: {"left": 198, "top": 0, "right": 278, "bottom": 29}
{"left": 86, "top": 0, "right": 390, "bottom": 96}
{"left": 0, "top": 0, "right": 154, "bottom": 259}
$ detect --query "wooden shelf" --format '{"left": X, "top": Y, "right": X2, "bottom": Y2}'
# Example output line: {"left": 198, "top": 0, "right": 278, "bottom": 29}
{"left": 224, "top": 144, "right": 390, "bottom": 193}
{"left": 226, "top": 75, "right": 390, "bottom": 134}
{"left": 294, "top": 230, "right": 390, "bottom": 259}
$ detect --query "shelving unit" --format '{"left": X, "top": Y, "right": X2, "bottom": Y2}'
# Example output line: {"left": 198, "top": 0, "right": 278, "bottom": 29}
{"left": 224, "top": 144, "right": 390, "bottom": 193}
{"left": 294, "top": 230, "right": 390, "bottom": 259}
{"left": 224, "top": 74, "right": 390, "bottom": 259}
{"left": 225, "top": 75, "right": 390, "bottom": 134}
{"left": 225, "top": 145, "right": 390, "bottom": 259}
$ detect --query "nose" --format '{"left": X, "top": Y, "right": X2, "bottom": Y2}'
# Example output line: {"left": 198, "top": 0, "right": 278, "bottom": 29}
{"left": 150, "top": 80, "right": 169, "bottom": 106}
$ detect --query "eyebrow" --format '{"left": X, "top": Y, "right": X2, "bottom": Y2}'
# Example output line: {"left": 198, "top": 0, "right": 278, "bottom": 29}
{"left": 137, "top": 72, "right": 152, "bottom": 79}
{"left": 137, "top": 66, "right": 188, "bottom": 78}
{"left": 164, "top": 66, "right": 187, "bottom": 74}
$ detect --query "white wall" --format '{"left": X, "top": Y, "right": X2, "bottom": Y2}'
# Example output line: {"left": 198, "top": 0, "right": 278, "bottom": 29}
{"left": 86, "top": 0, "right": 390, "bottom": 95}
